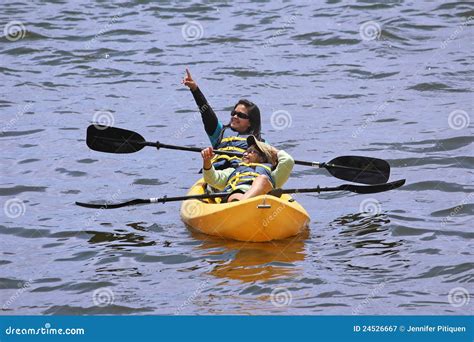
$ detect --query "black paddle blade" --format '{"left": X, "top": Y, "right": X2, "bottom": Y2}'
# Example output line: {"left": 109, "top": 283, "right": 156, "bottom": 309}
{"left": 326, "top": 156, "right": 390, "bottom": 185}
{"left": 340, "top": 179, "right": 405, "bottom": 194}
{"left": 86, "top": 125, "right": 146, "bottom": 154}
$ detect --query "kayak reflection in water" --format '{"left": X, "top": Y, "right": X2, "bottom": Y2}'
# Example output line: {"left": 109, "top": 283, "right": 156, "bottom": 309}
{"left": 183, "top": 68, "right": 264, "bottom": 170}
{"left": 201, "top": 136, "right": 294, "bottom": 202}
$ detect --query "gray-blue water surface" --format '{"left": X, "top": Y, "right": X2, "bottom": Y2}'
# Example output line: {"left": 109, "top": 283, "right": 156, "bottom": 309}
{"left": 1, "top": 1, "right": 473, "bottom": 315}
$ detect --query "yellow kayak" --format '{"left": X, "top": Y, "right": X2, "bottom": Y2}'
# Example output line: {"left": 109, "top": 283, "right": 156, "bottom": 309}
{"left": 180, "top": 179, "right": 310, "bottom": 242}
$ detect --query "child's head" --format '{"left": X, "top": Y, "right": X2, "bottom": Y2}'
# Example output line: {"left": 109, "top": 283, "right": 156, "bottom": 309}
{"left": 244, "top": 136, "right": 277, "bottom": 166}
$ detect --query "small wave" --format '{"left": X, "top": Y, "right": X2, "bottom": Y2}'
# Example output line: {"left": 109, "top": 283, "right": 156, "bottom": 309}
{"left": 347, "top": 69, "right": 399, "bottom": 80}
{"left": 55, "top": 168, "right": 87, "bottom": 177}
{"left": 390, "top": 224, "right": 474, "bottom": 239}
{"left": 145, "top": 47, "right": 164, "bottom": 54}
{"left": 76, "top": 159, "right": 98, "bottom": 164}
{"left": 373, "top": 118, "right": 398, "bottom": 123}
{"left": 0, "top": 100, "right": 14, "bottom": 108}
{"left": 434, "top": 1, "right": 474, "bottom": 12}
{"left": 380, "top": 29, "right": 411, "bottom": 42}
{"left": 133, "top": 178, "right": 168, "bottom": 186}
{"left": 0, "top": 30, "right": 48, "bottom": 43}
{"left": 408, "top": 82, "right": 470, "bottom": 93}
{"left": 400, "top": 181, "right": 473, "bottom": 193}
{"left": 329, "top": 93, "right": 364, "bottom": 99}
{"left": 0, "top": 185, "right": 47, "bottom": 196}
{"left": 0, "top": 278, "right": 29, "bottom": 289}
{"left": 144, "top": 4, "right": 215, "bottom": 13}
{"left": 23, "top": 31, "right": 49, "bottom": 40}
{"left": 0, "top": 225, "right": 50, "bottom": 239}
{"left": 350, "top": 3, "right": 396, "bottom": 10}
{"left": 404, "top": 263, "right": 474, "bottom": 282}
{"left": 102, "top": 29, "right": 150, "bottom": 37}
{"left": 18, "top": 159, "right": 40, "bottom": 165}
{"left": 1, "top": 47, "right": 42, "bottom": 55}
{"left": 138, "top": 254, "right": 198, "bottom": 264}
{"left": 371, "top": 136, "right": 474, "bottom": 153}
{"left": 431, "top": 204, "right": 474, "bottom": 217}
{"left": 292, "top": 32, "right": 328, "bottom": 40}
{"left": 386, "top": 156, "right": 474, "bottom": 169}
{"left": 206, "top": 36, "right": 256, "bottom": 43}
{"left": 311, "top": 37, "right": 359, "bottom": 46}
{"left": 55, "top": 251, "right": 98, "bottom": 262}
{"left": 43, "top": 304, "right": 154, "bottom": 315}
{"left": 399, "top": 23, "right": 447, "bottom": 31}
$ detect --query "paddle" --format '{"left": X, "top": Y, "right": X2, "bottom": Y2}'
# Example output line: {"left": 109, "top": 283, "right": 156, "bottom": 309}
{"left": 86, "top": 125, "right": 390, "bottom": 184}
{"left": 269, "top": 179, "right": 406, "bottom": 197}
{"left": 75, "top": 179, "right": 405, "bottom": 209}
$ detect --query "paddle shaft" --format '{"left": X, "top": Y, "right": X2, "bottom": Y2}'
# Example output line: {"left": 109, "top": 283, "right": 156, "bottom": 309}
{"left": 156, "top": 141, "right": 322, "bottom": 166}
{"left": 149, "top": 141, "right": 365, "bottom": 170}
{"left": 76, "top": 192, "right": 230, "bottom": 209}
{"left": 146, "top": 141, "right": 242, "bottom": 156}
{"left": 95, "top": 135, "right": 240, "bottom": 156}
{"left": 270, "top": 179, "right": 405, "bottom": 196}
{"left": 150, "top": 192, "right": 228, "bottom": 202}
{"left": 158, "top": 143, "right": 384, "bottom": 177}
{"left": 75, "top": 179, "right": 405, "bottom": 209}
{"left": 86, "top": 125, "right": 391, "bottom": 184}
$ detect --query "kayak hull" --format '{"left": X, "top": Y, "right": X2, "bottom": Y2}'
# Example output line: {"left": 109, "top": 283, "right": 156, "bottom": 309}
{"left": 180, "top": 179, "right": 310, "bottom": 242}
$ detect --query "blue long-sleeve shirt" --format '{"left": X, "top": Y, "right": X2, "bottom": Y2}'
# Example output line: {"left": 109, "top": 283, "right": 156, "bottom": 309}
{"left": 191, "top": 87, "right": 224, "bottom": 147}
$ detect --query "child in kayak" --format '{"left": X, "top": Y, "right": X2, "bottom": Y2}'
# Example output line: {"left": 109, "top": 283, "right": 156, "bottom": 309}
{"left": 201, "top": 136, "right": 294, "bottom": 202}
{"left": 183, "top": 68, "right": 263, "bottom": 170}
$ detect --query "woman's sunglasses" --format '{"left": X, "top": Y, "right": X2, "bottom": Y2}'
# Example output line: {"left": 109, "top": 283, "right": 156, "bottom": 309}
{"left": 231, "top": 110, "right": 250, "bottom": 120}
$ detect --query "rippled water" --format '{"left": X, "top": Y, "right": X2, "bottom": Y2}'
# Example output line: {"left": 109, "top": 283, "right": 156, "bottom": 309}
{"left": 1, "top": 1, "right": 473, "bottom": 315}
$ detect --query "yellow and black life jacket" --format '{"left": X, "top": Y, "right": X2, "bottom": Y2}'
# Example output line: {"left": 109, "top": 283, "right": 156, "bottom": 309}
{"left": 212, "top": 126, "right": 251, "bottom": 170}
{"left": 224, "top": 162, "right": 274, "bottom": 192}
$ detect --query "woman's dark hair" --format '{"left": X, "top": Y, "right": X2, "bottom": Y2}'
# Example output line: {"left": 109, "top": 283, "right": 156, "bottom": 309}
{"left": 228, "top": 99, "right": 261, "bottom": 140}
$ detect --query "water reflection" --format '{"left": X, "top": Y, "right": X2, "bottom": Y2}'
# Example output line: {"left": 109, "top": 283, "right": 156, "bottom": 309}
{"left": 330, "top": 213, "right": 391, "bottom": 236}
{"left": 86, "top": 222, "right": 156, "bottom": 249}
{"left": 191, "top": 230, "right": 309, "bottom": 283}
{"left": 325, "top": 213, "right": 409, "bottom": 278}
{"left": 329, "top": 213, "right": 403, "bottom": 251}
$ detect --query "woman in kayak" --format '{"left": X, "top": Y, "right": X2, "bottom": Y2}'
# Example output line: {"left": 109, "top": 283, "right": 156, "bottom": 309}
{"left": 201, "top": 136, "right": 294, "bottom": 202}
{"left": 183, "top": 68, "right": 262, "bottom": 170}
